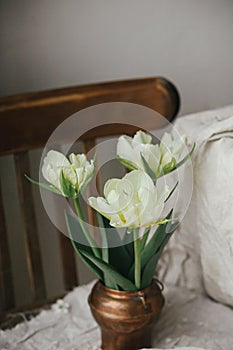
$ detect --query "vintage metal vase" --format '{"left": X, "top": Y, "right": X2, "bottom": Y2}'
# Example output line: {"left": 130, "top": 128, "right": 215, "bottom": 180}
{"left": 88, "top": 279, "right": 164, "bottom": 350}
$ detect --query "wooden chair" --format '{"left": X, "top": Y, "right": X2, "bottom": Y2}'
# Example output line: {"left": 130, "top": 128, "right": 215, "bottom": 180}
{"left": 0, "top": 77, "right": 180, "bottom": 319}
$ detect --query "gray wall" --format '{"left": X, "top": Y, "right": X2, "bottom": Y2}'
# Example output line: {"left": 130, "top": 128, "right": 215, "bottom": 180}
{"left": 1, "top": 0, "right": 233, "bottom": 115}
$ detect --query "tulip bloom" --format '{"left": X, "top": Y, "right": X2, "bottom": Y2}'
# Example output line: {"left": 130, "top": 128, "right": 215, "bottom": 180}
{"left": 26, "top": 128, "right": 194, "bottom": 292}
{"left": 88, "top": 170, "right": 170, "bottom": 229}
{"left": 117, "top": 130, "right": 189, "bottom": 179}
{"left": 42, "top": 150, "right": 95, "bottom": 198}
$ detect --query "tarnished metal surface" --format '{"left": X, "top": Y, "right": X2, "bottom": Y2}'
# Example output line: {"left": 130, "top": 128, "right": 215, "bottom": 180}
{"left": 88, "top": 279, "right": 164, "bottom": 350}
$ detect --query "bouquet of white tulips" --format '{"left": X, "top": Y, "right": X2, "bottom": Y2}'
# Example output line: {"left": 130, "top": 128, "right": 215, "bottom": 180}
{"left": 27, "top": 131, "right": 194, "bottom": 292}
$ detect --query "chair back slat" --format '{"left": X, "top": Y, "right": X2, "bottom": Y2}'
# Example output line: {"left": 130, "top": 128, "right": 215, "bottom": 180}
{"left": 58, "top": 233, "right": 78, "bottom": 291}
{"left": 0, "top": 182, "right": 15, "bottom": 311}
{"left": 14, "top": 152, "right": 46, "bottom": 300}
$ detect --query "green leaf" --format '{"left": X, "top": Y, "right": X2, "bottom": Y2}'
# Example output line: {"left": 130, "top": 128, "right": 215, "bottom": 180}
{"left": 122, "top": 228, "right": 134, "bottom": 259}
{"left": 116, "top": 156, "right": 137, "bottom": 171}
{"left": 164, "top": 181, "right": 179, "bottom": 203}
{"left": 73, "top": 198, "right": 101, "bottom": 258}
{"left": 77, "top": 249, "right": 103, "bottom": 281}
{"left": 141, "top": 210, "right": 174, "bottom": 270}
{"left": 65, "top": 212, "right": 103, "bottom": 282}
{"left": 96, "top": 212, "right": 116, "bottom": 287}
{"left": 96, "top": 212, "right": 108, "bottom": 263}
{"left": 175, "top": 142, "right": 195, "bottom": 170}
{"left": 166, "top": 219, "right": 180, "bottom": 235}
{"left": 141, "top": 229, "right": 174, "bottom": 289}
{"left": 101, "top": 275, "right": 119, "bottom": 290}
{"left": 162, "top": 157, "right": 176, "bottom": 175}
{"left": 162, "top": 143, "right": 196, "bottom": 176}
{"left": 60, "top": 171, "right": 76, "bottom": 198}
{"left": 141, "top": 154, "right": 157, "bottom": 183}
{"left": 101, "top": 216, "right": 134, "bottom": 278}
{"left": 80, "top": 249, "right": 137, "bottom": 291}
{"left": 140, "top": 216, "right": 179, "bottom": 289}
{"left": 24, "top": 174, "right": 62, "bottom": 195}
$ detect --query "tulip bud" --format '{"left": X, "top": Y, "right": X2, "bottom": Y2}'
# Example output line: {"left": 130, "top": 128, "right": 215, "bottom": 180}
{"left": 42, "top": 150, "right": 95, "bottom": 198}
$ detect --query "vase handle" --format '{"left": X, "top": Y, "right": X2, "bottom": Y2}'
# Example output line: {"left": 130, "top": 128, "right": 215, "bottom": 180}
{"left": 154, "top": 278, "right": 164, "bottom": 292}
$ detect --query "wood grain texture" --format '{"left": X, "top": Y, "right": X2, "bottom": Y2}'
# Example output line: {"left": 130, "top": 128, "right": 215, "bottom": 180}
{"left": 0, "top": 77, "right": 180, "bottom": 155}
{"left": 0, "top": 183, "right": 15, "bottom": 311}
{"left": 58, "top": 233, "right": 78, "bottom": 291}
{"left": 14, "top": 152, "right": 46, "bottom": 301}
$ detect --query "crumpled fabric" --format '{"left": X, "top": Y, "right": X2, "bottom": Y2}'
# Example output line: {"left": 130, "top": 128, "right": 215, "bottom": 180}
{"left": 1, "top": 281, "right": 232, "bottom": 350}
{"left": 170, "top": 105, "right": 233, "bottom": 308}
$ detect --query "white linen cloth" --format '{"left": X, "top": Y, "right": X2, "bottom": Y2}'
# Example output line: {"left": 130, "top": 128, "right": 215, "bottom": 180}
{"left": 1, "top": 281, "right": 233, "bottom": 350}
{"left": 172, "top": 105, "right": 233, "bottom": 307}
{"left": 1, "top": 105, "right": 233, "bottom": 350}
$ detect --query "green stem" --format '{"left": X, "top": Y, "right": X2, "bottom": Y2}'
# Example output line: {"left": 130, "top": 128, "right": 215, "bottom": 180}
{"left": 73, "top": 198, "right": 101, "bottom": 259}
{"left": 133, "top": 228, "right": 141, "bottom": 289}
{"left": 140, "top": 226, "right": 150, "bottom": 252}
{"left": 96, "top": 212, "right": 109, "bottom": 263}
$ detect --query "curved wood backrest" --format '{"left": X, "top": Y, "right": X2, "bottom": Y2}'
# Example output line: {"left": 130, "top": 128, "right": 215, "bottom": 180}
{"left": 0, "top": 77, "right": 180, "bottom": 312}
{"left": 0, "top": 77, "right": 179, "bottom": 155}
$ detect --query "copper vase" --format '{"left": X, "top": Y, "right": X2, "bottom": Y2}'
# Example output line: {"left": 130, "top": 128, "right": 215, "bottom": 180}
{"left": 88, "top": 279, "right": 164, "bottom": 350}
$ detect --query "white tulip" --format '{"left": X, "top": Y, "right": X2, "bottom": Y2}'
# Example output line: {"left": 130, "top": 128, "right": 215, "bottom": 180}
{"left": 68, "top": 153, "right": 95, "bottom": 191}
{"left": 88, "top": 170, "right": 170, "bottom": 228}
{"left": 117, "top": 130, "right": 188, "bottom": 178}
{"left": 159, "top": 132, "right": 187, "bottom": 172}
{"left": 42, "top": 150, "right": 95, "bottom": 197}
